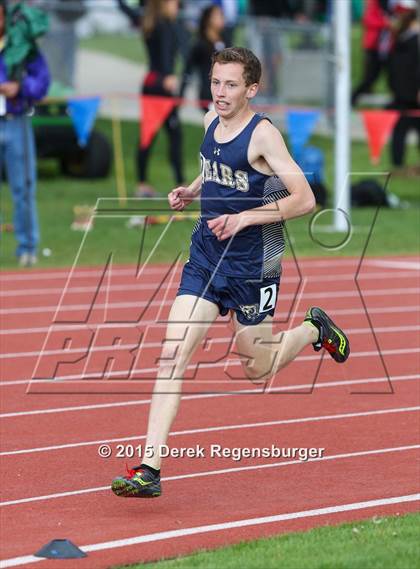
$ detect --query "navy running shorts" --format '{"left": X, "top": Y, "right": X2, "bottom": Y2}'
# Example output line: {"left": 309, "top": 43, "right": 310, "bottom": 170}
{"left": 177, "top": 259, "right": 280, "bottom": 326}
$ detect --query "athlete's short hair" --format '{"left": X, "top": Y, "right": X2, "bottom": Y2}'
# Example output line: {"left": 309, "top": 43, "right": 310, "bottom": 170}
{"left": 211, "top": 47, "right": 262, "bottom": 86}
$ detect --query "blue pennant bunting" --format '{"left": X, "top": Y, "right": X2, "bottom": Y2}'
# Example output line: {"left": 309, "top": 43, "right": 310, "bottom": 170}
{"left": 67, "top": 97, "right": 101, "bottom": 147}
{"left": 285, "top": 109, "right": 321, "bottom": 161}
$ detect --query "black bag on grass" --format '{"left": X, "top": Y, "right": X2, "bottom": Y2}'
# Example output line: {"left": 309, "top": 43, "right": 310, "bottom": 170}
{"left": 351, "top": 179, "right": 388, "bottom": 207}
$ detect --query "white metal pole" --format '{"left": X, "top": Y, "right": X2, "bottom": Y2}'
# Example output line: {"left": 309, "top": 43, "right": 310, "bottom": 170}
{"left": 333, "top": 0, "right": 351, "bottom": 231}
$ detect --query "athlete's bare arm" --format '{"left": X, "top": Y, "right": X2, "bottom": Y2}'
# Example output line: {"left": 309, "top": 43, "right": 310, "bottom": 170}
{"left": 245, "top": 120, "right": 315, "bottom": 221}
{"left": 168, "top": 175, "right": 202, "bottom": 211}
{"left": 207, "top": 120, "right": 316, "bottom": 241}
{"left": 168, "top": 110, "right": 218, "bottom": 211}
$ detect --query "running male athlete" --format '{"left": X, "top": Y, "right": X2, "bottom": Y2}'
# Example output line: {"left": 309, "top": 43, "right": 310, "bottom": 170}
{"left": 111, "top": 47, "right": 350, "bottom": 498}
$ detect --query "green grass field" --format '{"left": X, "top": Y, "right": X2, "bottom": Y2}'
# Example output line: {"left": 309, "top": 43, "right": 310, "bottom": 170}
{"left": 1, "top": 119, "right": 418, "bottom": 269}
{"left": 118, "top": 512, "right": 420, "bottom": 569}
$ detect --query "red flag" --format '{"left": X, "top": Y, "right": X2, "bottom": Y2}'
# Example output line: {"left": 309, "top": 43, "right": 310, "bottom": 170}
{"left": 139, "top": 95, "right": 177, "bottom": 149}
{"left": 361, "top": 110, "right": 400, "bottom": 164}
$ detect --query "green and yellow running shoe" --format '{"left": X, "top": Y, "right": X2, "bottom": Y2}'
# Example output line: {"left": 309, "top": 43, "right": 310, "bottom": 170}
{"left": 111, "top": 466, "right": 162, "bottom": 498}
{"left": 304, "top": 307, "right": 350, "bottom": 363}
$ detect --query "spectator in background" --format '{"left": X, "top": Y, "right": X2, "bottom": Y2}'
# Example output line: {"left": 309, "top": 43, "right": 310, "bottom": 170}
{"left": 248, "top": 1, "right": 328, "bottom": 26}
{"left": 0, "top": 0, "right": 50, "bottom": 267}
{"left": 182, "top": 0, "right": 239, "bottom": 45}
{"left": 181, "top": 4, "right": 226, "bottom": 112}
{"left": 117, "top": 0, "right": 186, "bottom": 196}
{"left": 116, "top": 0, "right": 145, "bottom": 25}
{"left": 351, "top": 0, "right": 393, "bottom": 106}
{"left": 250, "top": 0, "right": 286, "bottom": 19}
{"left": 214, "top": 0, "right": 239, "bottom": 45}
{"left": 387, "top": 0, "right": 420, "bottom": 171}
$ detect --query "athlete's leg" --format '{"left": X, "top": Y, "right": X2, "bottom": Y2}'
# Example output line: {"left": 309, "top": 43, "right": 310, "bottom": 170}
{"left": 143, "top": 294, "right": 219, "bottom": 469}
{"left": 232, "top": 314, "right": 318, "bottom": 383}
{"left": 111, "top": 294, "right": 219, "bottom": 497}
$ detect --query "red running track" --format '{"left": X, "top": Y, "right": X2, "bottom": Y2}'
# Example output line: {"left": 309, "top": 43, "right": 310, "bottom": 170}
{"left": 0, "top": 255, "right": 419, "bottom": 568}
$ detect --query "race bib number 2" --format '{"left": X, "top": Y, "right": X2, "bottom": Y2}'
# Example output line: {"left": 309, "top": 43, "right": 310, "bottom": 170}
{"left": 259, "top": 284, "right": 277, "bottom": 313}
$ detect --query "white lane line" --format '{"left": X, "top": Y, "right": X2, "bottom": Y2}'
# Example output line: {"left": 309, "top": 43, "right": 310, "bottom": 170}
{"left": 367, "top": 260, "right": 420, "bottom": 271}
{"left": 0, "top": 344, "right": 417, "bottom": 387}
{"left": 1, "top": 493, "right": 418, "bottom": 568}
{"left": 1, "top": 373, "right": 418, "bottom": 417}
{"left": 1, "top": 406, "right": 418, "bottom": 457}
{"left": 2, "top": 287, "right": 419, "bottom": 316}
{"left": 2, "top": 324, "right": 419, "bottom": 362}
{"left": 1, "top": 444, "right": 419, "bottom": 508}
{"left": 2, "top": 304, "right": 418, "bottom": 337}
{"left": 21, "top": 347, "right": 420, "bottom": 385}
{"left": 0, "top": 267, "right": 169, "bottom": 283}
{"left": 0, "top": 258, "right": 365, "bottom": 284}
{"left": 1, "top": 270, "right": 418, "bottom": 297}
